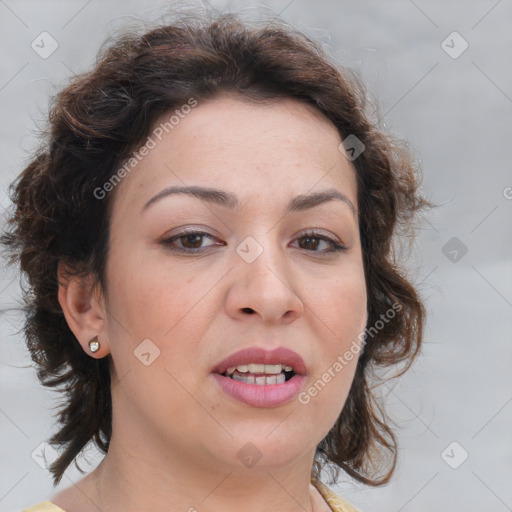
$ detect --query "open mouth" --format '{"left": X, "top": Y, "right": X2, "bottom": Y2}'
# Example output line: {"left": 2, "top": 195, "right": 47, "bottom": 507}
{"left": 222, "top": 366, "right": 296, "bottom": 385}
{"left": 211, "top": 354, "right": 306, "bottom": 407}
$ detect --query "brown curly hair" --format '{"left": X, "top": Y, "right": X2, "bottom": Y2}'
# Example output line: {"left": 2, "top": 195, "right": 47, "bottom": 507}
{"left": 1, "top": 11, "right": 428, "bottom": 487}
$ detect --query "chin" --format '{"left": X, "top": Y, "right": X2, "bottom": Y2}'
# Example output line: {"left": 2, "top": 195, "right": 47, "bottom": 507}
{"left": 219, "top": 432, "right": 313, "bottom": 471}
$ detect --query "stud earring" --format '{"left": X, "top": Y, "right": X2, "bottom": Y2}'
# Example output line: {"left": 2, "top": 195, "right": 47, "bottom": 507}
{"left": 88, "top": 336, "right": 100, "bottom": 353}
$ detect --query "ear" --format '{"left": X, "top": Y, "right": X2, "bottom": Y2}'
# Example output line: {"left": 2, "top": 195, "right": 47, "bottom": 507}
{"left": 57, "top": 261, "right": 109, "bottom": 358}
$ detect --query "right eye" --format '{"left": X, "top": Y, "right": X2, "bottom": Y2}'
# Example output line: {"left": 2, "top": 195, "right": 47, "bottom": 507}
{"left": 160, "top": 230, "right": 224, "bottom": 254}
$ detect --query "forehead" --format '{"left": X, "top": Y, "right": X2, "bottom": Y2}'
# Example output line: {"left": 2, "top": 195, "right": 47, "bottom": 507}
{"left": 111, "top": 95, "right": 357, "bottom": 215}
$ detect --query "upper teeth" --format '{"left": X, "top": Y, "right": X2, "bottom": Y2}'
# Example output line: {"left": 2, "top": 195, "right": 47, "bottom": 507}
{"left": 226, "top": 363, "right": 293, "bottom": 375}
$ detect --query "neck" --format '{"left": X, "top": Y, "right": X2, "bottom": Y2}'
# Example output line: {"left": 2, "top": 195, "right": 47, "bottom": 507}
{"left": 76, "top": 433, "right": 322, "bottom": 512}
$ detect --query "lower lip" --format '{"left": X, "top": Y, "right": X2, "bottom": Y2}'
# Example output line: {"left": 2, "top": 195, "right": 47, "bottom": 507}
{"left": 211, "top": 373, "right": 306, "bottom": 408}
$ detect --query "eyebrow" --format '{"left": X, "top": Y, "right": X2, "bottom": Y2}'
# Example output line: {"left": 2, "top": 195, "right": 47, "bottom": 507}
{"left": 141, "top": 185, "right": 356, "bottom": 216}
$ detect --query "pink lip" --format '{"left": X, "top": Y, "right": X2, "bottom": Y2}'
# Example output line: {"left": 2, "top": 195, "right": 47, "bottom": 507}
{"left": 210, "top": 346, "right": 308, "bottom": 408}
{"left": 211, "top": 373, "right": 306, "bottom": 408}
{"left": 211, "top": 346, "right": 307, "bottom": 376}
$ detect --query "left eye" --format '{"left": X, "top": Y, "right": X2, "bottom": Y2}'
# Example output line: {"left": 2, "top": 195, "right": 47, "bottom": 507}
{"left": 291, "top": 232, "right": 346, "bottom": 253}
{"left": 160, "top": 230, "right": 346, "bottom": 254}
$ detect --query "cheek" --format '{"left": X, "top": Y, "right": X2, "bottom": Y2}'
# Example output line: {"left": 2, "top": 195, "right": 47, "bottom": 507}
{"left": 299, "top": 263, "right": 366, "bottom": 426}
{"left": 305, "top": 263, "right": 367, "bottom": 341}
{"left": 106, "top": 248, "right": 202, "bottom": 335}
{"left": 104, "top": 251, "right": 218, "bottom": 386}
{"left": 103, "top": 255, "right": 209, "bottom": 423}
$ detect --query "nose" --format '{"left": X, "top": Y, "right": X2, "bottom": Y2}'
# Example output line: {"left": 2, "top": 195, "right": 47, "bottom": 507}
{"left": 224, "top": 237, "right": 305, "bottom": 325}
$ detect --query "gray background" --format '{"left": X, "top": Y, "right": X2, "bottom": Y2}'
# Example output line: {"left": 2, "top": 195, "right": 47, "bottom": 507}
{"left": 1, "top": 1, "right": 511, "bottom": 511}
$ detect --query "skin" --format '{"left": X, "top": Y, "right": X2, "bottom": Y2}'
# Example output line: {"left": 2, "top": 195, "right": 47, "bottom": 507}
{"left": 54, "top": 95, "right": 367, "bottom": 512}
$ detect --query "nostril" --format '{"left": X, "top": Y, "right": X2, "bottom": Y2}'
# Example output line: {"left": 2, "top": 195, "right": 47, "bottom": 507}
{"left": 242, "top": 307, "right": 255, "bottom": 314}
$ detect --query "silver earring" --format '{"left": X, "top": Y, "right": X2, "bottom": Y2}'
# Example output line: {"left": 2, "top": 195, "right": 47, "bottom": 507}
{"left": 88, "top": 336, "right": 100, "bottom": 353}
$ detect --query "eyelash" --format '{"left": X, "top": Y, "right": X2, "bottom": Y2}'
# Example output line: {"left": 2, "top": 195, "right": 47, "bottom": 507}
{"left": 160, "top": 229, "right": 347, "bottom": 255}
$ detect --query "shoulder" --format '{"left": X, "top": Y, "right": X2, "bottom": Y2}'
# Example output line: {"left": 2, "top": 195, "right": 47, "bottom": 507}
{"left": 311, "top": 477, "right": 363, "bottom": 512}
{"left": 22, "top": 501, "right": 68, "bottom": 512}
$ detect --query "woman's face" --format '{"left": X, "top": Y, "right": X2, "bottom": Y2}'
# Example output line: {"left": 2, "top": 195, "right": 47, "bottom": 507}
{"left": 100, "top": 95, "right": 367, "bottom": 473}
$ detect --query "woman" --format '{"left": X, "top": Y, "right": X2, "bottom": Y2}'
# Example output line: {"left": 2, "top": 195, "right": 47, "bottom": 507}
{"left": 3, "top": 10, "right": 427, "bottom": 512}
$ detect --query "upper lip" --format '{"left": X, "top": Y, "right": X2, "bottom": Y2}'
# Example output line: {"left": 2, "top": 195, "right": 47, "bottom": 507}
{"left": 212, "top": 346, "right": 307, "bottom": 376}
